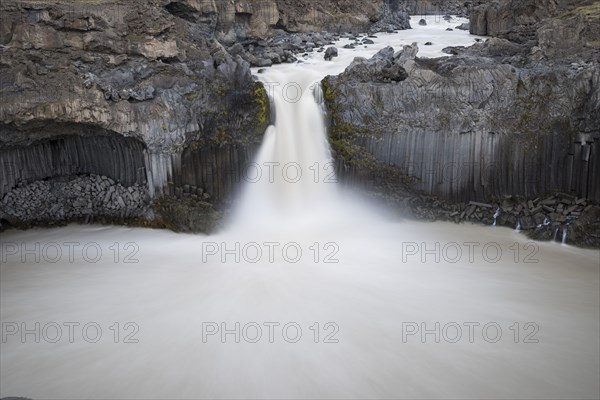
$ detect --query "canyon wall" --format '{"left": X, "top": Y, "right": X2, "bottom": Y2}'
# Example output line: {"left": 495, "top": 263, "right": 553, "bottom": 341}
{"left": 0, "top": 0, "right": 412, "bottom": 231}
{"left": 0, "top": 0, "right": 272, "bottom": 230}
{"left": 324, "top": 45, "right": 600, "bottom": 202}
{"left": 322, "top": 0, "right": 600, "bottom": 245}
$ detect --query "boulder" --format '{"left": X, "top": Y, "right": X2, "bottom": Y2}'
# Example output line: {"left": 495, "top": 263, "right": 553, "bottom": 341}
{"left": 324, "top": 46, "right": 338, "bottom": 61}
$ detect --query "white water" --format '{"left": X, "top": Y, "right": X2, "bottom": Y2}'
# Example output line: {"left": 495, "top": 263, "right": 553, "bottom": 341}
{"left": 1, "top": 18, "right": 599, "bottom": 399}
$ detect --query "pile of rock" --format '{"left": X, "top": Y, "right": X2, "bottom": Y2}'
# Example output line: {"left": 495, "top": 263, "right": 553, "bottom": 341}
{"left": 404, "top": 193, "right": 598, "bottom": 247}
{"left": 0, "top": 175, "right": 149, "bottom": 226}
{"left": 229, "top": 30, "right": 392, "bottom": 67}
{"left": 229, "top": 32, "right": 339, "bottom": 67}
{"left": 435, "top": 195, "right": 585, "bottom": 228}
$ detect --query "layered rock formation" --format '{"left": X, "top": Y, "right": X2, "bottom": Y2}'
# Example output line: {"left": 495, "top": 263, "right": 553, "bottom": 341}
{"left": 323, "top": 0, "right": 600, "bottom": 246}
{"left": 0, "top": 0, "right": 271, "bottom": 231}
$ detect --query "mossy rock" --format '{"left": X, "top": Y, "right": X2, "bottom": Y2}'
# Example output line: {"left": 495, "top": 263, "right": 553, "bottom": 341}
{"left": 253, "top": 82, "right": 270, "bottom": 125}
{"left": 152, "top": 195, "right": 221, "bottom": 233}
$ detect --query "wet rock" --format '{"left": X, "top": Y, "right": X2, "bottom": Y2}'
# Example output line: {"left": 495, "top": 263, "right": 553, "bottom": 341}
{"left": 342, "top": 47, "right": 408, "bottom": 83}
{"left": 469, "top": 201, "right": 493, "bottom": 209}
{"left": 566, "top": 206, "right": 600, "bottom": 248}
{"left": 324, "top": 46, "right": 338, "bottom": 61}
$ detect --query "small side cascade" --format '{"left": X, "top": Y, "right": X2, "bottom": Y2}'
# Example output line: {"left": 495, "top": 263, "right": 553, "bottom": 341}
{"left": 537, "top": 216, "right": 551, "bottom": 228}
{"left": 561, "top": 225, "right": 569, "bottom": 245}
{"left": 492, "top": 208, "right": 501, "bottom": 226}
{"left": 552, "top": 225, "right": 561, "bottom": 242}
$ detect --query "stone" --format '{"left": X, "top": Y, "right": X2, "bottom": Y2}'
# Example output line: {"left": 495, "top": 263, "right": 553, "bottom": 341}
{"left": 465, "top": 205, "right": 476, "bottom": 218}
{"left": 469, "top": 201, "right": 493, "bottom": 208}
{"left": 533, "top": 213, "right": 546, "bottom": 226}
{"left": 324, "top": 47, "right": 338, "bottom": 61}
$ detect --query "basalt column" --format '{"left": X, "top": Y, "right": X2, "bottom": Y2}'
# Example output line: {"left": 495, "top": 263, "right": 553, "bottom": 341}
{"left": 0, "top": 126, "right": 149, "bottom": 226}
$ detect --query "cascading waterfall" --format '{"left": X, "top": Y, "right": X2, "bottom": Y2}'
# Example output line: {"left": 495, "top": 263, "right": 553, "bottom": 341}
{"left": 231, "top": 68, "right": 340, "bottom": 232}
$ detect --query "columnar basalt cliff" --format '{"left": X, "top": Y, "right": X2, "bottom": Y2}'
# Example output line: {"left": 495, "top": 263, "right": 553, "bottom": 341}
{"left": 0, "top": 0, "right": 273, "bottom": 231}
{"left": 0, "top": 0, "right": 412, "bottom": 231}
{"left": 323, "top": 0, "right": 600, "bottom": 246}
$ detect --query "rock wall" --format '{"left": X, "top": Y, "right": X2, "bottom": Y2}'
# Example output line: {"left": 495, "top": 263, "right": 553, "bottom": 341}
{"left": 323, "top": 44, "right": 600, "bottom": 203}
{"left": 469, "top": 0, "right": 558, "bottom": 37}
{"left": 402, "top": 0, "right": 472, "bottom": 17}
{"left": 0, "top": 131, "right": 147, "bottom": 198}
{"left": 0, "top": 0, "right": 271, "bottom": 230}
{"left": 469, "top": 0, "right": 600, "bottom": 44}
{"left": 177, "top": 143, "right": 259, "bottom": 202}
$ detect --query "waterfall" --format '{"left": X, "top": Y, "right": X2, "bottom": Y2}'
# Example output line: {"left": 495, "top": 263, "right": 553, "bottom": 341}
{"left": 492, "top": 207, "right": 501, "bottom": 226}
{"left": 552, "top": 225, "right": 561, "bottom": 242}
{"left": 228, "top": 24, "right": 488, "bottom": 232}
{"left": 231, "top": 67, "right": 339, "bottom": 231}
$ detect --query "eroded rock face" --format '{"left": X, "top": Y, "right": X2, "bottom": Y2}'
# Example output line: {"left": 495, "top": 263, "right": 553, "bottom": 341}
{"left": 469, "top": 0, "right": 559, "bottom": 38}
{"left": 469, "top": 0, "right": 600, "bottom": 57}
{"left": 275, "top": 0, "right": 382, "bottom": 33}
{"left": 323, "top": 0, "right": 600, "bottom": 246}
{"left": 324, "top": 45, "right": 600, "bottom": 203}
{"left": 0, "top": 0, "right": 270, "bottom": 231}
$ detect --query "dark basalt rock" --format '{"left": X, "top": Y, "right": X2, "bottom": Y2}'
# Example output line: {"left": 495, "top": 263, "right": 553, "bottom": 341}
{"left": 322, "top": 2, "right": 600, "bottom": 247}
{"left": 324, "top": 46, "right": 339, "bottom": 61}
{"left": 340, "top": 46, "right": 408, "bottom": 83}
{"left": 0, "top": 0, "right": 272, "bottom": 232}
